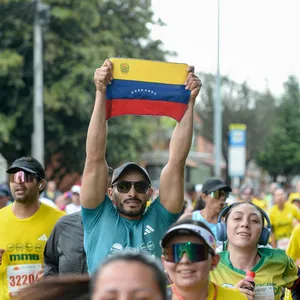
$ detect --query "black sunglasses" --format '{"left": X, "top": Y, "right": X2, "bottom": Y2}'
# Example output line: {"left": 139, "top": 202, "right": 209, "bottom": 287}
{"left": 112, "top": 181, "right": 150, "bottom": 194}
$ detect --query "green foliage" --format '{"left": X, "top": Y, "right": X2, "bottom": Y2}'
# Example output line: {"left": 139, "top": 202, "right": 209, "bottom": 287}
{"left": 107, "top": 116, "right": 156, "bottom": 167}
{"left": 196, "top": 73, "right": 277, "bottom": 179}
{"left": 0, "top": 0, "right": 172, "bottom": 176}
{"left": 255, "top": 76, "right": 300, "bottom": 179}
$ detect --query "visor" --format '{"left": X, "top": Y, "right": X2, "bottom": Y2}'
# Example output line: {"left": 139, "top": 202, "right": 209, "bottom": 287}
{"left": 161, "top": 224, "right": 217, "bottom": 254}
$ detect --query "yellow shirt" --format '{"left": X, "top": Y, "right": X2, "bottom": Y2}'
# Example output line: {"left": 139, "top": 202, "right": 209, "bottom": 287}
{"left": 0, "top": 203, "right": 65, "bottom": 299}
{"left": 288, "top": 192, "right": 300, "bottom": 203}
{"left": 285, "top": 225, "right": 300, "bottom": 300}
{"left": 169, "top": 281, "right": 246, "bottom": 299}
{"left": 251, "top": 198, "right": 268, "bottom": 211}
{"left": 286, "top": 223, "right": 300, "bottom": 262}
{"left": 268, "top": 203, "right": 300, "bottom": 241}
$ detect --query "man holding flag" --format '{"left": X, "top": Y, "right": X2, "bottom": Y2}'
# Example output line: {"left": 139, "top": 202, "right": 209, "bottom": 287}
{"left": 80, "top": 59, "right": 201, "bottom": 274}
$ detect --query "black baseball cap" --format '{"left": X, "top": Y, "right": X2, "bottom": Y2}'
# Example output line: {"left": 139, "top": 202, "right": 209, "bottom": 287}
{"left": 201, "top": 177, "right": 231, "bottom": 194}
{"left": 111, "top": 162, "right": 151, "bottom": 185}
{"left": 6, "top": 157, "right": 45, "bottom": 179}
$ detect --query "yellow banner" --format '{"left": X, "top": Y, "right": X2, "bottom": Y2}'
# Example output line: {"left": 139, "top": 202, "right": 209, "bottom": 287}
{"left": 110, "top": 58, "right": 188, "bottom": 85}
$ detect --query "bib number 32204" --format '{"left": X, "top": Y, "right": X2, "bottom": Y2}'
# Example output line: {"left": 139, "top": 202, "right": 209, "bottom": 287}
{"left": 7, "top": 263, "right": 42, "bottom": 296}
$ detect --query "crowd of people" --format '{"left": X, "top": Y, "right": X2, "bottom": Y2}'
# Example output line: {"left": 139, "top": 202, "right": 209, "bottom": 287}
{"left": 1, "top": 59, "right": 300, "bottom": 299}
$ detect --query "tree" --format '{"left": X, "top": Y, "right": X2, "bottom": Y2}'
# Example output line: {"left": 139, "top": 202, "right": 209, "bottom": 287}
{"left": 0, "top": 0, "right": 173, "bottom": 188}
{"left": 255, "top": 75, "right": 300, "bottom": 181}
{"left": 195, "top": 73, "right": 276, "bottom": 181}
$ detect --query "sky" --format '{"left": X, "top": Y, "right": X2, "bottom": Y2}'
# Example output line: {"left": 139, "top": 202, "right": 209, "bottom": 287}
{"left": 150, "top": 0, "right": 300, "bottom": 96}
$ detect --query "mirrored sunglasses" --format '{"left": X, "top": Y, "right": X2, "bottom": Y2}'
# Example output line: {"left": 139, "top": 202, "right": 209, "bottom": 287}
{"left": 112, "top": 180, "right": 150, "bottom": 194}
{"left": 163, "top": 242, "right": 213, "bottom": 263}
{"left": 210, "top": 189, "right": 229, "bottom": 199}
{"left": 9, "top": 171, "right": 38, "bottom": 183}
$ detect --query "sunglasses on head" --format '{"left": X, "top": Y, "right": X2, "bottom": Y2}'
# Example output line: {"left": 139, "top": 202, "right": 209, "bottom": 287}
{"left": 9, "top": 171, "right": 38, "bottom": 183}
{"left": 112, "top": 180, "right": 150, "bottom": 194}
{"left": 210, "top": 189, "right": 229, "bottom": 199}
{"left": 163, "top": 242, "right": 214, "bottom": 263}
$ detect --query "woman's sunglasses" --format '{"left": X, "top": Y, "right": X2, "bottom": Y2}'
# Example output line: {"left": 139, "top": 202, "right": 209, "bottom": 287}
{"left": 210, "top": 189, "right": 229, "bottom": 199}
{"left": 163, "top": 242, "right": 214, "bottom": 263}
{"left": 112, "top": 180, "right": 150, "bottom": 194}
{"left": 9, "top": 171, "right": 38, "bottom": 183}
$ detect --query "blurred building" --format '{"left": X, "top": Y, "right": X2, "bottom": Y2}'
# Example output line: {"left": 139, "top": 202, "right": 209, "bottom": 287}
{"left": 140, "top": 115, "right": 226, "bottom": 185}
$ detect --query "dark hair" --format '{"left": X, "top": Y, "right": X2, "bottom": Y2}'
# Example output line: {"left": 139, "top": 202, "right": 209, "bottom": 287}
{"left": 224, "top": 202, "right": 265, "bottom": 227}
{"left": 91, "top": 252, "right": 167, "bottom": 300}
{"left": 193, "top": 197, "right": 206, "bottom": 211}
{"left": 16, "top": 275, "right": 90, "bottom": 300}
{"left": 292, "top": 198, "right": 300, "bottom": 203}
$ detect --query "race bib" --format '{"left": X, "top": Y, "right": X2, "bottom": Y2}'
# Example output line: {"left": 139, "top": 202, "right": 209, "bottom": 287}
{"left": 7, "top": 263, "right": 42, "bottom": 296}
{"left": 277, "top": 238, "right": 290, "bottom": 250}
{"left": 255, "top": 285, "right": 274, "bottom": 300}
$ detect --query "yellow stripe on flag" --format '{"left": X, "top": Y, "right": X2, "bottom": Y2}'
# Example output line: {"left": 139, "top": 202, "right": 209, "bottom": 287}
{"left": 110, "top": 58, "right": 188, "bottom": 85}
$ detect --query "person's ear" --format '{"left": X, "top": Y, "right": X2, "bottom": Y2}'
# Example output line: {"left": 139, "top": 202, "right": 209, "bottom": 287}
{"left": 39, "top": 179, "right": 46, "bottom": 191}
{"left": 210, "top": 254, "right": 220, "bottom": 271}
{"left": 148, "top": 187, "right": 153, "bottom": 198}
{"left": 201, "top": 193, "right": 208, "bottom": 203}
{"left": 107, "top": 187, "right": 114, "bottom": 200}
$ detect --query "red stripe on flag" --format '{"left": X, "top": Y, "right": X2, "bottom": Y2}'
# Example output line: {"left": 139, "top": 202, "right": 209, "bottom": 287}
{"left": 106, "top": 99, "right": 188, "bottom": 122}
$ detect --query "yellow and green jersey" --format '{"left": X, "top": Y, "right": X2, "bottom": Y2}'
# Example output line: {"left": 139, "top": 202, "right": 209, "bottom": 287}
{"left": 0, "top": 203, "right": 64, "bottom": 299}
{"left": 212, "top": 282, "right": 247, "bottom": 299}
{"left": 210, "top": 248, "right": 299, "bottom": 300}
{"left": 269, "top": 203, "right": 300, "bottom": 241}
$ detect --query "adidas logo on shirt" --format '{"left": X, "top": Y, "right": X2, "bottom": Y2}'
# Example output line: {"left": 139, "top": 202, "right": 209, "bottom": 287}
{"left": 144, "top": 225, "right": 155, "bottom": 235}
{"left": 38, "top": 234, "right": 47, "bottom": 241}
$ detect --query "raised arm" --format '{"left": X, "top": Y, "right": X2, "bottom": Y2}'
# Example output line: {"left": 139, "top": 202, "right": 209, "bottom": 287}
{"left": 80, "top": 59, "right": 113, "bottom": 209}
{"left": 159, "top": 67, "right": 201, "bottom": 213}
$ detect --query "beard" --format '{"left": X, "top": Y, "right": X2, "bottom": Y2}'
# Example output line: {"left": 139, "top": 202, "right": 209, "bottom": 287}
{"left": 14, "top": 193, "right": 36, "bottom": 204}
{"left": 12, "top": 185, "right": 39, "bottom": 205}
{"left": 116, "top": 198, "right": 147, "bottom": 218}
{"left": 13, "top": 191, "right": 30, "bottom": 203}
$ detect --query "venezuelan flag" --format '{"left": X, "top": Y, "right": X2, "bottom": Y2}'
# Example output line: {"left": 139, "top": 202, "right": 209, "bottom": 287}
{"left": 106, "top": 58, "right": 191, "bottom": 121}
